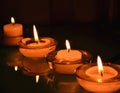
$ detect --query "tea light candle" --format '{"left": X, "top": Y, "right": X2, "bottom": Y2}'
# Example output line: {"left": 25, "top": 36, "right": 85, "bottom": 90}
{"left": 18, "top": 25, "right": 57, "bottom": 57}
{"left": 86, "top": 56, "right": 118, "bottom": 82}
{"left": 55, "top": 40, "right": 82, "bottom": 63}
{"left": 76, "top": 56, "right": 120, "bottom": 93}
{"left": 3, "top": 17, "right": 23, "bottom": 37}
{"left": 46, "top": 40, "right": 92, "bottom": 74}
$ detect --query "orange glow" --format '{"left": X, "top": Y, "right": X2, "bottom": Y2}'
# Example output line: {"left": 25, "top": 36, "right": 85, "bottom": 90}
{"left": 36, "top": 75, "right": 39, "bottom": 83}
{"left": 65, "top": 40, "right": 71, "bottom": 52}
{"left": 14, "top": 66, "right": 18, "bottom": 71}
{"left": 11, "top": 17, "right": 15, "bottom": 23}
{"left": 33, "top": 25, "right": 39, "bottom": 43}
{"left": 97, "top": 56, "right": 104, "bottom": 76}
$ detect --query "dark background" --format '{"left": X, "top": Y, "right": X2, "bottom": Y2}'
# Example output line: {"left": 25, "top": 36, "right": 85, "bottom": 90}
{"left": 0, "top": 0, "right": 120, "bottom": 63}
{"left": 0, "top": 1, "right": 120, "bottom": 93}
{"left": 0, "top": 0, "right": 119, "bottom": 25}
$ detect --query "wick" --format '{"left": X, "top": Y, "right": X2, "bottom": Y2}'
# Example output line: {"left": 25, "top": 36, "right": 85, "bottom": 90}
{"left": 35, "top": 40, "right": 39, "bottom": 44}
{"left": 67, "top": 49, "right": 70, "bottom": 53}
{"left": 100, "top": 71, "right": 103, "bottom": 77}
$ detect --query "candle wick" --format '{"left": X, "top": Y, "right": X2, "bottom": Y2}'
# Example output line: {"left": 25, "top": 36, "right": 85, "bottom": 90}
{"left": 67, "top": 49, "right": 70, "bottom": 53}
{"left": 100, "top": 71, "right": 103, "bottom": 77}
{"left": 35, "top": 40, "right": 39, "bottom": 44}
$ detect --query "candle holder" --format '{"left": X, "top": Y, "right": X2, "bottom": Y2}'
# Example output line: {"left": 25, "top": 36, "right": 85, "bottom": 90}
{"left": 75, "top": 63, "right": 120, "bottom": 93}
{"left": 46, "top": 50, "right": 92, "bottom": 74}
{"left": 18, "top": 37, "right": 57, "bottom": 58}
{"left": 21, "top": 57, "right": 53, "bottom": 76}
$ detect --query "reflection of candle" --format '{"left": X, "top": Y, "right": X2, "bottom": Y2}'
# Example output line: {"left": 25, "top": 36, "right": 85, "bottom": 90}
{"left": 86, "top": 56, "right": 118, "bottom": 82}
{"left": 36, "top": 75, "right": 39, "bottom": 83}
{"left": 76, "top": 55, "right": 120, "bottom": 93}
{"left": 18, "top": 25, "right": 57, "bottom": 57}
{"left": 3, "top": 17, "right": 23, "bottom": 37}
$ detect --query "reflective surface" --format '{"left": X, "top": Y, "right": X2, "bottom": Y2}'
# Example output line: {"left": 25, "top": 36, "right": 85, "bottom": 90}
{"left": 0, "top": 25, "right": 120, "bottom": 93}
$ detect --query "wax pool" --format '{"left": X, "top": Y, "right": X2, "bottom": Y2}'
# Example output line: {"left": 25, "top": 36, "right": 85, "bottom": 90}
{"left": 4, "top": 23, "right": 23, "bottom": 37}
{"left": 85, "top": 66, "right": 118, "bottom": 82}
{"left": 18, "top": 37, "right": 57, "bottom": 58}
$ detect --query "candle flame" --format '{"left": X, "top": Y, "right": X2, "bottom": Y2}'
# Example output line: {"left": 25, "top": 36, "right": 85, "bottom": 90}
{"left": 14, "top": 66, "right": 18, "bottom": 71}
{"left": 33, "top": 25, "right": 39, "bottom": 43}
{"left": 65, "top": 40, "right": 71, "bottom": 52}
{"left": 11, "top": 17, "right": 15, "bottom": 23}
{"left": 36, "top": 75, "right": 39, "bottom": 83}
{"left": 97, "top": 56, "right": 104, "bottom": 76}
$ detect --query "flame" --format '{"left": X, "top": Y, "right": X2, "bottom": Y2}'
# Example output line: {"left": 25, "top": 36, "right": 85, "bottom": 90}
{"left": 11, "top": 17, "right": 15, "bottom": 23}
{"left": 33, "top": 25, "right": 39, "bottom": 43}
{"left": 36, "top": 75, "right": 39, "bottom": 83}
{"left": 65, "top": 40, "right": 71, "bottom": 52}
{"left": 14, "top": 66, "right": 18, "bottom": 71}
{"left": 97, "top": 56, "right": 104, "bottom": 76}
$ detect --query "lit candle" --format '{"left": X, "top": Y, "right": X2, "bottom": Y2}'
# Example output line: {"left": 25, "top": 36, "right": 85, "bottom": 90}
{"left": 76, "top": 55, "right": 120, "bottom": 93}
{"left": 3, "top": 17, "right": 23, "bottom": 37}
{"left": 47, "top": 40, "right": 90, "bottom": 74}
{"left": 18, "top": 25, "right": 57, "bottom": 57}
{"left": 85, "top": 56, "right": 118, "bottom": 82}
{"left": 55, "top": 40, "right": 82, "bottom": 62}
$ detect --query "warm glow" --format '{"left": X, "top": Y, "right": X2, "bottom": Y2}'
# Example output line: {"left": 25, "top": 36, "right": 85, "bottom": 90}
{"left": 65, "top": 40, "right": 71, "bottom": 52}
{"left": 33, "top": 25, "right": 39, "bottom": 43}
{"left": 97, "top": 56, "right": 104, "bottom": 76}
{"left": 36, "top": 75, "right": 39, "bottom": 83}
{"left": 48, "top": 62, "right": 53, "bottom": 69}
{"left": 11, "top": 17, "right": 15, "bottom": 23}
{"left": 14, "top": 66, "right": 18, "bottom": 71}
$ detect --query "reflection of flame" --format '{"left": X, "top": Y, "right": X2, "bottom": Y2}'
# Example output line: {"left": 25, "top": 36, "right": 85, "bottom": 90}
{"left": 48, "top": 62, "right": 53, "bottom": 69}
{"left": 11, "top": 17, "right": 15, "bottom": 23}
{"left": 36, "top": 75, "right": 39, "bottom": 83}
{"left": 65, "top": 40, "right": 71, "bottom": 52}
{"left": 97, "top": 56, "right": 104, "bottom": 76}
{"left": 97, "top": 78, "right": 102, "bottom": 83}
{"left": 14, "top": 66, "right": 18, "bottom": 71}
{"left": 33, "top": 25, "right": 39, "bottom": 43}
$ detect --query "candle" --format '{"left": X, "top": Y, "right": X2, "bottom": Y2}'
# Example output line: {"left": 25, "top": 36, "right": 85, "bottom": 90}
{"left": 3, "top": 17, "right": 23, "bottom": 37}
{"left": 47, "top": 40, "right": 92, "bottom": 74}
{"left": 18, "top": 25, "right": 57, "bottom": 57}
{"left": 76, "top": 56, "right": 120, "bottom": 93}
{"left": 55, "top": 40, "right": 82, "bottom": 62}
{"left": 85, "top": 56, "right": 118, "bottom": 82}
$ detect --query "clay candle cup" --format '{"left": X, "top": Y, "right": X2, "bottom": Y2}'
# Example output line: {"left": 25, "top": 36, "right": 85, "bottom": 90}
{"left": 18, "top": 25, "right": 57, "bottom": 58}
{"left": 76, "top": 56, "right": 120, "bottom": 93}
{"left": 3, "top": 17, "right": 23, "bottom": 46}
{"left": 47, "top": 40, "right": 92, "bottom": 74}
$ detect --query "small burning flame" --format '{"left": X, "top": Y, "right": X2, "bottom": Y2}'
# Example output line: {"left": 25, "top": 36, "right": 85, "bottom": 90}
{"left": 97, "top": 56, "right": 104, "bottom": 77}
{"left": 33, "top": 25, "right": 39, "bottom": 43}
{"left": 65, "top": 40, "right": 71, "bottom": 52}
{"left": 11, "top": 17, "right": 15, "bottom": 24}
{"left": 14, "top": 66, "right": 18, "bottom": 71}
{"left": 36, "top": 75, "right": 39, "bottom": 83}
